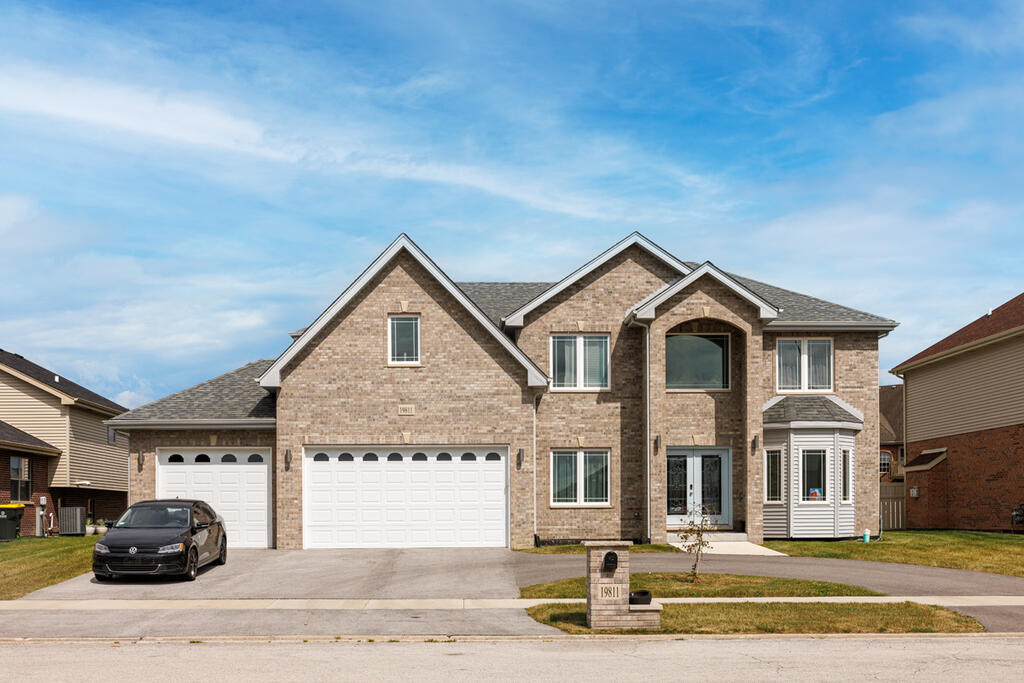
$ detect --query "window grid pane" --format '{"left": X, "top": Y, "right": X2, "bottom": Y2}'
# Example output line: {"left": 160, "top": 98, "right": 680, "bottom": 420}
{"left": 842, "top": 450, "right": 851, "bottom": 501}
{"left": 583, "top": 337, "right": 609, "bottom": 389}
{"left": 802, "top": 450, "right": 826, "bottom": 501}
{"left": 778, "top": 340, "right": 802, "bottom": 390}
{"left": 766, "top": 450, "right": 782, "bottom": 502}
{"left": 807, "top": 340, "right": 832, "bottom": 390}
{"left": 552, "top": 452, "right": 577, "bottom": 503}
{"left": 390, "top": 317, "right": 419, "bottom": 363}
{"left": 666, "top": 334, "right": 729, "bottom": 389}
{"left": 583, "top": 452, "right": 609, "bottom": 503}
{"left": 552, "top": 336, "right": 577, "bottom": 388}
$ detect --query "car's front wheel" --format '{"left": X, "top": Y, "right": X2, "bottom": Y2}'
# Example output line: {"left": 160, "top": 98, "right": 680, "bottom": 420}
{"left": 216, "top": 537, "right": 227, "bottom": 566}
{"left": 183, "top": 548, "right": 198, "bottom": 581}
{"left": 94, "top": 573, "right": 112, "bottom": 582}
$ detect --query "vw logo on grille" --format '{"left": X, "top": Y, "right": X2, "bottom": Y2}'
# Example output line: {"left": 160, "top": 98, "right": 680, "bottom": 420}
{"left": 129, "top": 547, "right": 137, "bottom": 555}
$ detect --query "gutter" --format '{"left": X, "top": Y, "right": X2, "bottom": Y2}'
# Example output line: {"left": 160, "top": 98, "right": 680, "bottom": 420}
{"left": 0, "top": 439, "right": 61, "bottom": 456}
{"left": 104, "top": 418, "right": 277, "bottom": 430}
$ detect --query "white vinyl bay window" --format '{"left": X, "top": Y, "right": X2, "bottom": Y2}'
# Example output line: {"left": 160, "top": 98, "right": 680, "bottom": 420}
{"left": 551, "top": 450, "right": 609, "bottom": 505}
{"left": 777, "top": 338, "right": 833, "bottom": 392}
{"left": 551, "top": 334, "right": 609, "bottom": 389}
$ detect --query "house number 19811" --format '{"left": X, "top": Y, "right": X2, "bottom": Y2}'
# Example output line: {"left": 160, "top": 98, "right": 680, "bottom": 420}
{"left": 599, "top": 586, "right": 621, "bottom": 599}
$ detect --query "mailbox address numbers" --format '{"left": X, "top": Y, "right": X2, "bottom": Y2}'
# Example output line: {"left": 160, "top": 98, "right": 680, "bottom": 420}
{"left": 598, "top": 585, "right": 622, "bottom": 599}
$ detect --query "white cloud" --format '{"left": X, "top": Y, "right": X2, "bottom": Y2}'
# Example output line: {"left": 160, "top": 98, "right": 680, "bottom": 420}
{"left": 902, "top": 2, "right": 1024, "bottom": 55}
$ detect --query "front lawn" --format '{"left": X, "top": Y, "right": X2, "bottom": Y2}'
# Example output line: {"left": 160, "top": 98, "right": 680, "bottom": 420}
{"left": 517, "top": 543, "right": 681, "bottom": 554}
{"left": 520, "top": 572, "right": 879, "bottom": 598}
{"left": 527, "top": 602, "right": 984, "bottom": 635}
{"left": 764, "top": 530, "right": 1024, "bottom": 578}
{"left": 0, "top": 536, "right": 97, "bottom": 600}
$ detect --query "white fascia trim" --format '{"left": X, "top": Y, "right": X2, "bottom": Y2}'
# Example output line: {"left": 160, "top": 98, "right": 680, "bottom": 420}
{"left": 763, "top": 421, "right": 864, "bottom": 432}
{"left": 631, "top": 261, "right": 779, "bottom": 321}
{"left": 762, "top": 395, "right": 786, "bottom": 412}
{"left": 824, "top": 394, "right": 865, "bottom": 422}
{"left": 767, "top": 321, "right": 899, "bottom": 331}
{"left": 103, "top": 418, "right": 277, "bottom": 430}
{"left": 920, "top": 447, "right": 947, "bottom": 455}
{"left": 259, "top": 234, "right": 547, "bottom": 388}
{"left": 502, "top": 232, "right": 691, "bottom": 328}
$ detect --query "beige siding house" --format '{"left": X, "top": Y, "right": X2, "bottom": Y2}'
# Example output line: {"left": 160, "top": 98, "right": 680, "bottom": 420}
{"left": 110, "top": 233, "right": 896, "bottom": 549}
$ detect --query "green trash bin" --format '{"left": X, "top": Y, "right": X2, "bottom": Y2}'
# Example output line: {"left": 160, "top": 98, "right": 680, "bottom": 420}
{"left": 0, "top": 504, "right": 25, "bottom": 541}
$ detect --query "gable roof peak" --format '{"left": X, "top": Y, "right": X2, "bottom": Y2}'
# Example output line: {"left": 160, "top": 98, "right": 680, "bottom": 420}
{"left": 629, "top": 260, "right": 780, "bottom": 322}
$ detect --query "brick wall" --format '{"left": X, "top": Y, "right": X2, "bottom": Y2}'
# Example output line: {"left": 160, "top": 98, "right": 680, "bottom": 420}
{"left": 277, "top": 250, "right": 536, "bottom": 549}
{"left": 0, "top": 449, "right": 56, "bottom": 536}
{"left": 906, "top": 423, "right": 1024, "bottom": 530}
{"left": 517, "top": 245, "right": 677, "bottom": 542}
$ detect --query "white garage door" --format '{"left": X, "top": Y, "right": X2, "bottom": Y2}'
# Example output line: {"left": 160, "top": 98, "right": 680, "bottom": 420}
{"left": 302, "top": 446, "right": 508, "bottom": 548}
{"left": 156, "top": 448, "right": 271, "bottom": 548}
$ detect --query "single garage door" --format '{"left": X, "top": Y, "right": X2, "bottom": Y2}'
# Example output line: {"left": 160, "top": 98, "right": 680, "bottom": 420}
{"left": 156, "top": 448, "right": 271, "bottom": 548}
{"left": 302, "top": 446, "right": 508, "bottom": 548}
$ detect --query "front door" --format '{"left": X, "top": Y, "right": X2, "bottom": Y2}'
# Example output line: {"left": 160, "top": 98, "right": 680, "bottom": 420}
{"left": 666, "top": 447, "right": 731, "bottom": 527}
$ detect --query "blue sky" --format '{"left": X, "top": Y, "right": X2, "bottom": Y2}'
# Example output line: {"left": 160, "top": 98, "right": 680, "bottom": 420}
{"left": 0, "top": 1, "right": 1021, "bottom": 407}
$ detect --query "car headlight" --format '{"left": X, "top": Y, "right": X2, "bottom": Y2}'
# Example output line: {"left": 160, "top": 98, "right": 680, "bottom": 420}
{"left": 94, "top": 543, "right": 110, "bottom": 554}
{"left": 157, "top": 543, "right": 185, "bottom": 554}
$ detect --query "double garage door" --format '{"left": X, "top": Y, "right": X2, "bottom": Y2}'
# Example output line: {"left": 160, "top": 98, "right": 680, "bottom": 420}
{"left": 155, "top": 449, "right": 271, "bottom": 548}
{"left": 303, "top": 446, "right": 508, "bottom": 549}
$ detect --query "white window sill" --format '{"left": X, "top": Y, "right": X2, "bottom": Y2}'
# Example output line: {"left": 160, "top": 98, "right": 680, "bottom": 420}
{"left": 763, "top": 501, "right": 786, "bottom": 506}
{"left": 550, "top": 387, "right": 611, "bottom": 392}
{"left": 549, "top": 503, "right": 612, "bottom": 509}
{"left": 776, "top": 389, "right": 834, "bottom": 394}
{"left": 387, "top": 362, "right": 422, "bottom": 367}
{"left": 667, "top": 388, "right": 731, "bottom": 393}
{"left": 799, "top": 500, "right": 831, "bottom": 505}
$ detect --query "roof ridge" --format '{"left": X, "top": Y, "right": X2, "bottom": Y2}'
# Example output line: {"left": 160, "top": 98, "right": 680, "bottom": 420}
{"left": 0, "top": 348, "right": 127, "bottom": 413}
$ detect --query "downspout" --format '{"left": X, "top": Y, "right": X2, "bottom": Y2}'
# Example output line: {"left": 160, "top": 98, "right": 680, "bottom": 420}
{"left": 533, "top": 389, "right": 543, "bottom": 543}
{"left": 634, "top": 319, "right": 652, "bottom": 543}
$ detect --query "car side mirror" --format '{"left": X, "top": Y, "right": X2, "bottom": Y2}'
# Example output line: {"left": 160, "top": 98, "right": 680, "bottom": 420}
{"left": 195, "top": 521, "right": 211, "bottom": 529}
{"left": 104, "top": 521, "right": 114, "bottom": 528}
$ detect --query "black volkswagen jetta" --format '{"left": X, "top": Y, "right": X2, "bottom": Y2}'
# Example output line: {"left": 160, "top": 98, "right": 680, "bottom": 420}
{"left": 93, "top": 499, "right": 227, "bottom": 581}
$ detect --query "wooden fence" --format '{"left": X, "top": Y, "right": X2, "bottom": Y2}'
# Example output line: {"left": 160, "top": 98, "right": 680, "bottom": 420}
{"left": 880, "top": 482, "right": 906, "bottom": 530}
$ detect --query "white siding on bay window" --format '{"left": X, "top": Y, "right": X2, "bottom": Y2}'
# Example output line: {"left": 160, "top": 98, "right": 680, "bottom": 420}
{"left": 788, "top": 429, "right": 836, "bottom": 538}
{"left": 837, "top": 432, "right": 857, "bottom": 537}
{"left": 762, "top": 431, "right": 788, "bottom": 539}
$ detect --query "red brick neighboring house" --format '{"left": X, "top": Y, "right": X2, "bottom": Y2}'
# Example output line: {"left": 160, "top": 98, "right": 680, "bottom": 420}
{"left": 891, "top": 292, "right": 1024, "bottom": 530}
{"left": 879, "top": 384, "right": 904, "bottom": 482}
{"left": 0, "top": 349, "right": 130, "bottom": 536}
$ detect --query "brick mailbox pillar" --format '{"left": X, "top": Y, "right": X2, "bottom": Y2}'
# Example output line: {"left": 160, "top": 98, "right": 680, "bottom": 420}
{"left": 584, "top": 541, "right": 661, "bottom": 630}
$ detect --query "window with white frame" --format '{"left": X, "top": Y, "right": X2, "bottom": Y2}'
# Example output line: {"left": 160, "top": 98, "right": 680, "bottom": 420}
{"left": 388, "top": 315, "right": 420, "bottom": 364}
{"left": 10, "top": 455, "right": 30, "bottom": 502}
{"left": 551, "top": 450, "right": 609, "bottom": 505}
{"left": 765, "top": 449, "right": 783, "bottom": 503}
{"left": 551, "top": 335, "right": 609, "bottom": 389}
{"left": 879, "top": 451, "right": 890, "bottom": 474}
{"left": 777, "top": 338, "right": 833, "bottom": 391}
{"left": 801, "top": 449, "right": 827, "bottom": 501}
{"left": 666, "top": 333, "right": 730, "bottom": 390}
{"left": 841, "top": 449, "right": 852, "bottom": 502}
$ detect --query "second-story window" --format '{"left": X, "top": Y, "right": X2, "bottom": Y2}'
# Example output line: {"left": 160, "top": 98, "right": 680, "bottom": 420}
{"left": 777, "top": 338, "right": 832, "bottom": 392}
{"left": 551, "top": 334, "right": 609, "bottom": 389}
{"left": 666, "top": 333, "right": 730, "bottom": 390}
{"left": 389, "top": 315, "right": 420, "bottom": 364}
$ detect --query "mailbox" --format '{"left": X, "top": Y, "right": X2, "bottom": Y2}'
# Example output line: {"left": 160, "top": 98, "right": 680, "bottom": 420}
{"left": 601, "top": 551, "right": 618, "bottom": 573}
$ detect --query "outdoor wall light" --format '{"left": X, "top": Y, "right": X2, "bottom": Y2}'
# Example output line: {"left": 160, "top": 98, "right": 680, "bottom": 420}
{"left": 654, "top": 435, "right": 661, "bottom": 454}
{"left": 137, "top": 451, "right": 144, "bottom": 469}
{"left": 285, "top": 449, "right": 292, "bottom": 471}
{"left": 516, "top": 448, "right": 523, "bottom": 470}
{"left": 752, "top": 434, "right": 759, "bottom": 451}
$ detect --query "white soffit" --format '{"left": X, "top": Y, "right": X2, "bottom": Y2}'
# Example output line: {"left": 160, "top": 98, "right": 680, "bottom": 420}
{"left": 631, "top": 261, "right": 779, "bottom": 321}
{"left": 501, "top": 232, "right": 692, "bottom": 328}
{"left": 259, "top": 234, "right": 548, "bottom": 388}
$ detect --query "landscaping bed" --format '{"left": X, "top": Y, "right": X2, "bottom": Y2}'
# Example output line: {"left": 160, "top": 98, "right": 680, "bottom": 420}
{"left": 764, "top": 530, "right": 1024, "bottom": 578}
{"left": 517, "top": 544, "right": 680, "bottom": 554}
{"left": 0, "top": 536, "right": 97, "bottom": 600}
{"left": 520, "top": 572, "right": 879, "bottom": 598}
{"left": 527, "top": 602, "right": 984, "bottom": 635}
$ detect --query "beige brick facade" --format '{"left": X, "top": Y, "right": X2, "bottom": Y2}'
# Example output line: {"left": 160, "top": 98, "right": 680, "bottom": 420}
{"left": 121, "top": 240, "right": 884, "bottom": 549}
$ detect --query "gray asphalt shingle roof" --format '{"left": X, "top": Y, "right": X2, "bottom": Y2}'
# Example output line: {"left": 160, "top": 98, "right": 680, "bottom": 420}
{"left": 0, "top": 348, "right": 127, "bottom": 413}
{"left": 455, "top": 282, "right": 557, "bottom": 325}
{"left": 763, "top": 395, "right": 862, "bottom": 424}
{"left": 111, "top": 360, "right": 276, "bottom": 423}
{"left": 0, "top": 418, "right": 60, "bottom": 453}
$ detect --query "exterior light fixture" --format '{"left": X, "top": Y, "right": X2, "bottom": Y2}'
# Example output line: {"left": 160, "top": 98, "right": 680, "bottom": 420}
{"left": 285, "top": 449, "right": 292, "bottom": 471}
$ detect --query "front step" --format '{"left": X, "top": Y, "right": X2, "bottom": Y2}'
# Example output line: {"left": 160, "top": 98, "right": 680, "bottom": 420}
{"left": 668, "top": 531, "right": 748, "bottom": 543}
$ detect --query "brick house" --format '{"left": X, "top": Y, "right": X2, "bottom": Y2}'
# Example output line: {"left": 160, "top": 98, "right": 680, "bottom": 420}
{"left": 1, "top": 349, "right": 130, "bottom": 536}
{"left": 892, "top": 292, "right": 1024, "bottom": 531}
{"left": 879, "top": 383, "right": 905, "bottom": 482}
{"left": 108, "top": 233, "right": 896, "bottom": 549}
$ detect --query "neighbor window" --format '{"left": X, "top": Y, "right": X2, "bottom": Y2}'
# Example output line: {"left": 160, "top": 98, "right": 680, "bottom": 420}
{"left": 10, "top": 456, "right": 30, "bottom": 502}
{"left": 551, "top": 335, "right": 609, "bottom": 389}
{"left": 765, "top": 450, "right": 782, "bottom": 503}
{"left": 879, "top": 451, "right": 890, "bottom": 474}
{"left": 666, "top": 333, "right": 729, "bottom": 389}
{"left": 389, "top": 315, "right": 420, "bottom": 364}
{"left": 777, "top": 338, "right": 832, "bottom": 391}
{"left": 801, "top": 449, "right": 827, "bottom": 502}
{"left": 841, "top": 450, "right": 852, "bottom": 502}
{"left": 551, "top": 450, "right": 609, "bottom": 505}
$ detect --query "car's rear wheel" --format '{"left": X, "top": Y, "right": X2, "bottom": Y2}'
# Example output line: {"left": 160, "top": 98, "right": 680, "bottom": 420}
{"left": 216, "top": 537, "right": 227, "bottom": 566}
{"left": 183, "top": 548, "right": 198, "bottom": 581}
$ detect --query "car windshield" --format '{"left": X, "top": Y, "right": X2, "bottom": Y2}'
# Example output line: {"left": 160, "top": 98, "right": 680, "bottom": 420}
{"left": 114, "top": 505, "right": 191, "bottom": 528}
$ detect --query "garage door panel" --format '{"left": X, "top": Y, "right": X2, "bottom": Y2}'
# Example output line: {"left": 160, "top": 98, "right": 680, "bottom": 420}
{"left": 303, "top": 447, "right": 507, "bottom": 549}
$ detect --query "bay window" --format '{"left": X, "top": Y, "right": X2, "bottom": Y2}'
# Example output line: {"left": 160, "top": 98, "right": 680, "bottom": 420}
{"left": 551, "top": 450, "right": 609, "bottom": 505}
{"left": 801, "top": 449, "right": 827, "bottom": 501}
{"left": 551, "top": 335, "right": 609, "bottom": 389}
{"left": 666, "top": 333, "right": 729, "bottom": 390}
{"left": 841, "top": 449, "right": 852, "bottom": 503}
{"left": 777, "top": 338, "right": 833, "bottom": 392}
{"left": 765, "top": 450, "right": 782, "bottom": 503}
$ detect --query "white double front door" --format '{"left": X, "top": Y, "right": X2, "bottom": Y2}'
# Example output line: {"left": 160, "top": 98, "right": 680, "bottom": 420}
{"left": 666, "top": 447, "right": 732, "bottom": 527}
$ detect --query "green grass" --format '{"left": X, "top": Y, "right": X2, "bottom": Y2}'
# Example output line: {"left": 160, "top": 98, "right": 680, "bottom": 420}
{"left": 527, "top": 602, "right": 984, "bottom": 635}
{"left": 520, "top": 572, "right": 879, "bottom": 598}
{"left": 516, "top": 543, "right": 681, "bottom": 554}
{"left": 764, "top": 530, "right": 1024, "bottom": 578}
{"left": 0, "top": 536, "right": 98, "bottom": 600}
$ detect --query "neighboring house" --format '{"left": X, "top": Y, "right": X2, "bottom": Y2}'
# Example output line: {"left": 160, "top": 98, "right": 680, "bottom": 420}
{"left": 108, "top": 233, "right": 896, "bottom": 549}
{"left": 0, "top": 349, "right": 130, "bottom": 536}
{"left": 879, "top": 383, "right": 905, "bottom": 482}
{"left": 892, "top": 292, "right": 1024, "bottom": 531}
